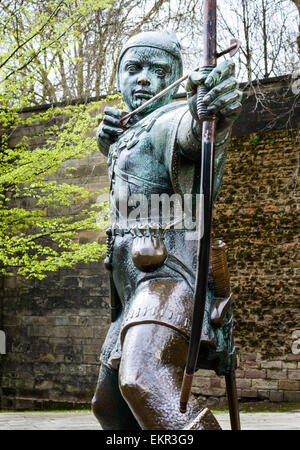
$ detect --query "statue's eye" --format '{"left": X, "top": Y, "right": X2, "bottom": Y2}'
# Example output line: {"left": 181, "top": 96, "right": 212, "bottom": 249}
{"left": 155, "top": 68, "right": 166, "bottom": 77}
{"left": 127, "top": 64, "right": 139, "bottom": 73}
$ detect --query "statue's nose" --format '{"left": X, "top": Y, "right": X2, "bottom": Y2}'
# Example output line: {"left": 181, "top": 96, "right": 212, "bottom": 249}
{"left": 137, "top": 69, "right": 150, "bottom": 86}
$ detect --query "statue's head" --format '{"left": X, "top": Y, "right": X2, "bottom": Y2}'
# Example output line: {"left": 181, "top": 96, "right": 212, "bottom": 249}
{"left": 117, "top": 31, "right": 183, "bottom": 117}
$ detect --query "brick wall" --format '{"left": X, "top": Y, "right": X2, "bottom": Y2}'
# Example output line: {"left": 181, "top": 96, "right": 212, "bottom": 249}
{"left": 0, "top": 76, "right": 299, "bottom": 409}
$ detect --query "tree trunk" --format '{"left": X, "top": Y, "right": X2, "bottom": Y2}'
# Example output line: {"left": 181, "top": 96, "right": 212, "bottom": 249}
{"left": 291, "top": 0, "right": 300, "bottom": 53}
{"left": 241, "top": 0, "right": 252, "bottom": 82}
{"left": 262, "top": 0, "right": 268, "bottom": 78}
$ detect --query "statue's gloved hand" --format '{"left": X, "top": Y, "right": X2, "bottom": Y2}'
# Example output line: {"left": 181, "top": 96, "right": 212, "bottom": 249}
{"left": 186, "top": 60, "right": 243, "bottom": 141}
{"left": 97, "top": 107, "right": 125, "bottom": 154}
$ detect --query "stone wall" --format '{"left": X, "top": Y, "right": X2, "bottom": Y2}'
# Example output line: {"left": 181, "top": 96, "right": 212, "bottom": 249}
{"left": 0, "top": 264, "right": 110, "bottom": 410}
{"left": 197, "top": 128, "right": 299, "bottom": 403}
{"left": 0, "top": 99, "right": 112, "bottom": 410}
{"left": 194, "top": 76, "right": 300, "bottom": 404}
{"left": 0, "top": 76, "right": 299, "bottom": 410}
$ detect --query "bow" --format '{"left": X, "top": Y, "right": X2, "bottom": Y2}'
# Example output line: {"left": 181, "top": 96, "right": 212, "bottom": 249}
{"left": 179, "top": 0, "right": 218, "bottom": 414}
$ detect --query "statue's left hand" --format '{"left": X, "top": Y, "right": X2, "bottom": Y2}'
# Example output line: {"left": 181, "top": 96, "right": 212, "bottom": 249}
{"left": 186, "top": 60, "right": 243, "bottom": 136}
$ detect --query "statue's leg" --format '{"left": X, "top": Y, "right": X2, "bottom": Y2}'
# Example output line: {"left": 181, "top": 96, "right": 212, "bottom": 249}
{"left": 119, "top": 322, "right": 220, "bottom": 430}
{"left": 92, "top": 363, "right": 141, "bottom": 430}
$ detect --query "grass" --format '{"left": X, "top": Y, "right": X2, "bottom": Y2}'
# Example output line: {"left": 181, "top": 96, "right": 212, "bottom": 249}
{"left": 212, "top": 401, "right": 300, "bottom": 414}
{"left": 0, "top": 409, "right": 91, "bottom": 413}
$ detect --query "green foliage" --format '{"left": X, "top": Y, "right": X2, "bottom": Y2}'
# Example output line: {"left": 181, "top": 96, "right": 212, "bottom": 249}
{"left": 0, "top": 0, "right": 115, "bottom": 105}
{"left": 0, "top": 95, "right": 123, "bottom": 279}
{"left": 250, "top": 134, "right": 260, "bottom": 148}
{"left": 0, "top": 1, "right": 121, "bottom": 280}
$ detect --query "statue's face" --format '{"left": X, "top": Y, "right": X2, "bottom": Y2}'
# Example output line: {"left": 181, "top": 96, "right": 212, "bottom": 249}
{"left": 118, "top": 47, "right": 179, "bottom": 118}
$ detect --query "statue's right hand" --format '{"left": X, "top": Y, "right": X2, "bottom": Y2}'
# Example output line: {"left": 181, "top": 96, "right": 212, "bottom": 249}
{"left": 97, "top": 107, "right": 125, "bottom": 150}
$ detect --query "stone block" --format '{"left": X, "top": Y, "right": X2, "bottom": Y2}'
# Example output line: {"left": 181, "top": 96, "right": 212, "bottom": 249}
{"left": 92, "top": 327, "right": 106, "bottom": 339}
{"left": 241, "top": 353, "right": 258, "bottom": 363}
{"left": 278, "top": 379, "right": 300, "bottom": 390}
{"left": 282, "top": 361, "right": 297, "bottom": 369}
{"left": 266, "top": 368, "right": 287, "bottom": 379}
{"left": 257, "top": 390, "right": 270, "bottom": 400}
{"left": 59, "top": 363, "right": 83, "bottom": 376}
{"left": 39, "top": 353, "right": 63, "bottom": 363}
{"left": 252, "top": 379, "right": 278, "bottom": 390}
{"left": 241, "top": 360, "right": 259, "bottom": 369}
{"left": 49, "top": 326, "right": 69, "bottom": 338}
{"left": 241, "top": 389, "right": 258, "bottom": 398}
{"left": 236, "top": 378, "right": 252, "bottom": 389}
{"left": 191, "top": 386, "right": 201, "bottom": 395}
{"left": 48, "top": 390, "right": 71, "bottom": 401}
{"left": 83, "top": 354, "right": 99, "bottom": 364}
{"left": 35, "top": 380, "right": 54, "bottom": 390}
{"left": 210, "top": 377, "right": 221, "bottom": 388}
{"left": 288, "top": 370, "right": 300, "bottom": 380}
{"left": 1, "top": 377, "right": 15, "bottom": 388}
{"left": 54, "top": 317, "right": 70, "bottom": 326}
{"left": 283, "top": 391, "right": 300, "bottom": 402}
{"left": 219, "top": 378, "right": 227, "bottom": 388}
{"left": 198, "top": 387, "right": 226, "bottom": 397}
{"left": 245, "top": 368, "right": 266, "bottom": 379}
{"left": 61, "top": 277, "right": 79, "bottom": 289}
{"left": 192, "top": 377, "right": 211, "bottom": 389}
{"left": 78, "top": 276, "right": 102, "bottom": 289}
{"left": 15, "top": 398, "right": 35, "bottom": 410}
{"left": 261, "top": 360, "right": 283, "bottom": 369}
{"left": 286, "top": 354, "right": 300, "bottom": 362}
{"left": 269, "top": 390, "right": 284, "bottom": 402}
{"left": 194, "top": 369, "right": 211, "bottom": 378}
{"left": 235, "top": 369, "right": 245, "bottom": 378}
{"left": 66, "top": 326, "right": 94, "bottom": 338}
{"left": 91, "top": 164, "right": 107, "bottom": 177}
{"left": 28, "top": 325, "right": 50, "bottom": 337}
{"left": 1, "top": 397, "right": 14, "bottom": 410}
{"left": 15, "top": 379, "right": 35, "bottom": 390}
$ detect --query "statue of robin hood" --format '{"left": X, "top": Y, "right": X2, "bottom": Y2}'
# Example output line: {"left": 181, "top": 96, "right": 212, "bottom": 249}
{"left": 92, "top": 29, "right": 242, "bottom": 430}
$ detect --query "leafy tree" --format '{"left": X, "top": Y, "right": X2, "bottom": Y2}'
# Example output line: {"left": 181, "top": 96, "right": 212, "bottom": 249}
{"left": 0, "top": 0, "right": 204, "bottom": 103}
{"left": 0, "top": 0, "right": 118, "bottom": 280}
{"left": 291, "top": 0, "right": 300, "bottom": 53}
{"left": 217, "top": 0, "right": 299, "bottom": 82}
{"left": 1, "top": 0, "right": 298, "bottom": 280}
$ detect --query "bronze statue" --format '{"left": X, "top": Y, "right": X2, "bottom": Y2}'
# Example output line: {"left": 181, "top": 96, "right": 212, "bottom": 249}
{"left": 92, "top": 24, "right": 242, "bottom": 430}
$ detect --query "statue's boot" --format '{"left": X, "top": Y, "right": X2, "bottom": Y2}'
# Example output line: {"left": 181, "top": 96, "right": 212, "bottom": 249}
{"left": 183, "top": 407, "right": 222, "bottom": 430}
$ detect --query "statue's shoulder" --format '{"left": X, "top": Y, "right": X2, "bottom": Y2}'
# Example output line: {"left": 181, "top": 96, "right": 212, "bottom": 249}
{"left": 146, "top": 100, "right": 188, "bottom": 150}
{"left": 139, "top": 100, "right": 187, "bottom": 133}
{"left": 154, "top": 100, "right": 188, "bottom": 125}
{"left": 108, "top": 102, "right": 186, "bottom": 158}
{"left": 158, "top": 99, "right": 187, "bottom": 113}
